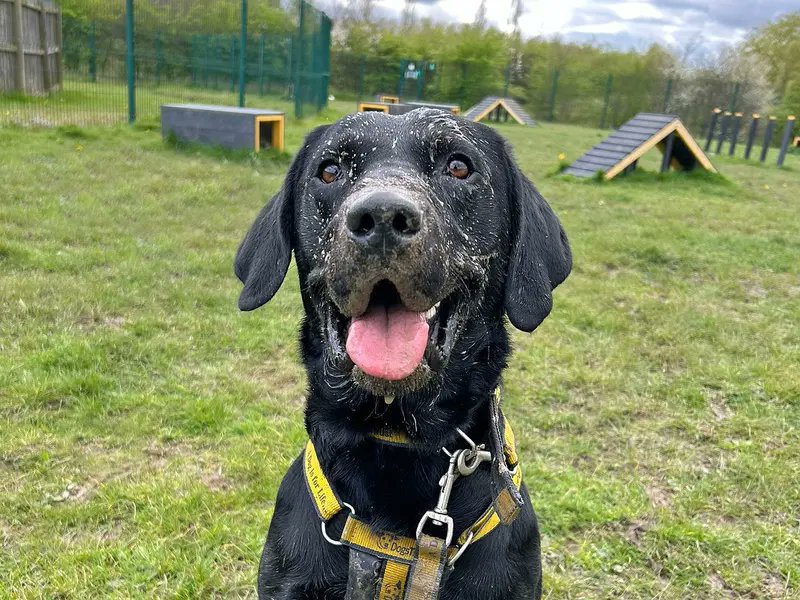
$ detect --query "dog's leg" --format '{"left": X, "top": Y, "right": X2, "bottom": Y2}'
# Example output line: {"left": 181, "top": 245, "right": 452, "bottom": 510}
{"left": 257, "top": 456, "right": 348, "bottom": 600}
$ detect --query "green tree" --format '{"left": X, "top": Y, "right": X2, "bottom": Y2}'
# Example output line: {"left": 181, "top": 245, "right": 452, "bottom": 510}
{"left": 745, "top": 12, "right": 800, "bottom": 99}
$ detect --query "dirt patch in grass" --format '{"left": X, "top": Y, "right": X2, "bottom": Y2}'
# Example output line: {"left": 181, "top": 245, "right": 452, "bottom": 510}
{"left": 645, "top": 482, "right": 672, "bottom": 509}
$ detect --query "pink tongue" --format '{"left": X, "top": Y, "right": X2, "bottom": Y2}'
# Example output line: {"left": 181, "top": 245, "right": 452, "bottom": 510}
{"left": 346, "top": 304, "right": 430, "bottom": 381}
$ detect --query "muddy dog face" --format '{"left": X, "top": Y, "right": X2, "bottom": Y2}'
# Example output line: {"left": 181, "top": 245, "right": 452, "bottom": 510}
{"left": 235, "top": 109, "right": 570, "bottom": 422}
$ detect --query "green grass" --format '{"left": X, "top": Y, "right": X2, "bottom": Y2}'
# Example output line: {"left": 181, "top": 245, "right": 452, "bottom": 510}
{"left": 1, "top": 109, "right": 799, "bottom": 599}
{"left": 1, "top": 77, "right": 353, "bottom": 128}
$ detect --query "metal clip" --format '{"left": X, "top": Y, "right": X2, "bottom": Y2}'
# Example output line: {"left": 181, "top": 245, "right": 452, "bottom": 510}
{"left": 321, "top": 502, "right": 356, "bottom": 546}
{"left": 455, "top": 428, "right": 492, "bottom": 476}
{"left": 416, "top": 430, "right": 493, "bottom": 550}
{"left": 433, "top": 450, "right": 461, "bottom": 515}
{"left": 416, "top": 510, "right": 454, "bottom": 547}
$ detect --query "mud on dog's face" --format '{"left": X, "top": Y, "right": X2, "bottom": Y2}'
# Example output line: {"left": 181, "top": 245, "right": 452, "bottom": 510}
{"left": 235, "top": 109, "right": 571, "bottom": 397}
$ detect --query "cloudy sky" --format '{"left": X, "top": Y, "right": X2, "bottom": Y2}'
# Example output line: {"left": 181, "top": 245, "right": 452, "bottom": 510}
{"left": 332, "top": 0, "right": 796, "bottom": 56}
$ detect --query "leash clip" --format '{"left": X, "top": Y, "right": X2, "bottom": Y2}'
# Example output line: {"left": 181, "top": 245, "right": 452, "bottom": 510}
{"left": 416, "top": 510, "right": 454, "bottom": 547}
{"left": 416, "top": 428, "right": 493, "bottom": 549}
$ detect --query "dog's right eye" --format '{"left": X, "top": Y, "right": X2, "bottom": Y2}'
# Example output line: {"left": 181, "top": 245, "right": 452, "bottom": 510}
{"left": 319, "top": 161, "right": 341, "bottom": 184}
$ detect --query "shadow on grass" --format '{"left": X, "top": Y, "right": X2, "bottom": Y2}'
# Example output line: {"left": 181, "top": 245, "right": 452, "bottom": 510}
{"left": 163, "top": 132, "right": 292, "bottom": 166}
{"left": 552, "top": 167, "right": 733, "bottom": 188}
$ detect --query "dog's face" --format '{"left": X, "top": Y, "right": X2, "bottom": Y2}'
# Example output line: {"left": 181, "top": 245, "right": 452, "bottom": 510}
{"left": 235, "top": 109, "right": 571, "bottom": 400}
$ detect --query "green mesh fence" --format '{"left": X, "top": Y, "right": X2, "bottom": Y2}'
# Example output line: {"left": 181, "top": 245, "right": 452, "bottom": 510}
{"left": 293, "top": 0, "right": 330, "bottom": 119}
{"left": 330, "top": 51, "right": 752, "bottom": 135}
{"left": 0, "top": 0, "right": 331, "bottom": 126}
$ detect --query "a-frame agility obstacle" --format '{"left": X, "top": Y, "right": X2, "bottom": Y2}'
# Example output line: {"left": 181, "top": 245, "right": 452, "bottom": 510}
{"left": 564, "top": 113, "right": 715, "bottom": 180}
{"left": 463, "top": 96, "right": 536, "bottom": 126}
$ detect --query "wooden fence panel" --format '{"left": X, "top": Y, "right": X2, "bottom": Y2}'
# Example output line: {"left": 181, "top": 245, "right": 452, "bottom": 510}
{"left": 0, "top": 0, "right": 61, "bottom": 94}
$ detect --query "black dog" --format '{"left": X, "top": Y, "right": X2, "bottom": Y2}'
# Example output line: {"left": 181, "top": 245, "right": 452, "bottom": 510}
{"left": 235, "top": 108, "right": 571, "bottom": 600}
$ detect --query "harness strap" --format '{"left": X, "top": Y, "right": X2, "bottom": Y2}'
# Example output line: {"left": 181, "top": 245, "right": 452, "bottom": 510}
{"left": 379, "top": 561, "right": 410, "bottom": 600}
{"left": 488, "top": 388, "right": 525, "bottom": 524}
{"left": 304, "top": 387, "right": 523, "bottom": 599}
{"left": 346, "top": 550, "right": 383, "bottom": 600}
{"left": 304, "top": 439, "right": 343, "bottom": 520}
{"left": 404, "top": 533, "right": 450, "bottom": 600}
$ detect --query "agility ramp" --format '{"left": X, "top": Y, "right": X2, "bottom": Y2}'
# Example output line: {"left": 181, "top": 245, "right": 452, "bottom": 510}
{"left": 462, "top": 96, "right": 536, "bottom": 126}
{"left": 564, "top": 113, "right": 715, "bottom": 180}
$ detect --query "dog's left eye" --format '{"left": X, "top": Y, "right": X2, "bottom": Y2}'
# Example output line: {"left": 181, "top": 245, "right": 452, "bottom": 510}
{"left": 319, "top": 161, "right": 341, "bottom": 184}
{"left": 446, "top": 156, "right": 471, "bottom": 179}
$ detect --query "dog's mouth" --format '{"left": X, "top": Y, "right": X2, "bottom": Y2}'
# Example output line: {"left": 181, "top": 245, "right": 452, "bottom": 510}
{"left": 323, "top": 279, "right": 466, "bottom": 393}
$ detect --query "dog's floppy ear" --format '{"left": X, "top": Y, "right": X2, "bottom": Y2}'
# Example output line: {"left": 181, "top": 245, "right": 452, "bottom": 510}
{"left": 504, "top": 146, "right": 572, "bottom": 332}
{"left": 234, "top": 125, "right": 329, "bottom": 311}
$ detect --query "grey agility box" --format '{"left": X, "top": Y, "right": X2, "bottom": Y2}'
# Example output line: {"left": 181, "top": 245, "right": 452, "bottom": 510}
{"left": 160, "top": 104, "right": 285, "bottom": 152}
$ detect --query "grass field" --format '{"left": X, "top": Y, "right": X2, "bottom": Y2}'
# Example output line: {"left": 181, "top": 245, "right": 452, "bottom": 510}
{"left": 1, "top": 109, "right": 799, "bottom": 599}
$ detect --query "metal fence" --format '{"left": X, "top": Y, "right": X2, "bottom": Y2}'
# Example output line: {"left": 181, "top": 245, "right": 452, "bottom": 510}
{"left": 0, "top": 0, "right": 331, "bottom": 126}
{"left": 331, "top": 53, "right": 753, "bottom": 135}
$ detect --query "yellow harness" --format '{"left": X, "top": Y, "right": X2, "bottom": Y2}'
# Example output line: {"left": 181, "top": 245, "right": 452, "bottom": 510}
{"left": 303, "top": 388, "right": 524, "bottom": 600}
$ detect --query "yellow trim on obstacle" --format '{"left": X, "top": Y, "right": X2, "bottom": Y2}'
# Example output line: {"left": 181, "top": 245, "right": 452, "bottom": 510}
{"left": 674, "top": 121, "right": 716, "bottom": 172}
{"left": 472, "top": 99, "right": 526, "bottom": 126}
{"left": 379, "top": 95, "right": 400, "bottom": 104}
{"left": 359, "top": 102, "right": 390, "bottom": 113}
{"left": 604, "top": 119, "right": 716, "bottom": 181}
{"left": 793, "top": 136, "right": 800, "bottom": 148}
{"left": 254, "top": 115, "right": 285, "bottom": 152}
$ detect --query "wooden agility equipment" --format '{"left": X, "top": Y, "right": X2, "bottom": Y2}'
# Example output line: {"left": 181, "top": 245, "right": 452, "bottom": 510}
{"left": 462, "top": 96, "right": 536, "bottom": 126}
{"left": 564, "top": 113, "right": 715, "bottom": 180}
{"left": 357, "top": 101, "right": 460, "bottom": 116}
{"left": 160, "top": 104, "right": 285, "bottom": 152}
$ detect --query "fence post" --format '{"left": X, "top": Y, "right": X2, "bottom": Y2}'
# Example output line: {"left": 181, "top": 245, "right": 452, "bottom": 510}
{"left": 503, "top": 64, "right": 510, "bottom": 97}
{"left": 54, "top": 8, "right": 63, "bottom": 89}
{"left": 705, "top": 107, "right": 721, "bottom": 151}
{"left": 258, "top": 33, "right": 265, "bottom": 96}
{"left": 37, "top": 3, "right": 52, "bottom": 92}
{"left": 87, "top": 22, "right": 97, "bottom": 82}
{"left": 295, "top": 0, "right": 306, "bottom": 119}
{"left": 229, "top": 36, "right": 236, "bottom": 94}
{"left": 203, "top": 36, "right": 210, "bottom": 87}
{"left": 459, "top": 63, "right": 467, "bottom": 108}
{"left": 744, "top": 114, "right": 759, "bottom": 159}
{"left": 759, "top": 117, "right": 776, "bottom": 162}
{"left": 238, "top": 0, "right": 247, "bottom": 107}
{"left": 357, "top": 56, "right": 365, "bottom": 100}
{"left": 125, "top": 0, "right": 135, "bottom": 123}
{"left": 728, "top": 82, "right": 740, "bottom": 113}
{"left": 12, "top": 0, "right": 25, "bottom": 92}
{"left": 776, "top": 115, "right": 796, "bottom": 167}
{"left": 547, "top": 69, "right": 559, "bottom": 122}
{"left": 600, "top": 73, "right": 612, "bottom": 129}
{"left": 155, "top": 31, "right": 162, "bottom": 86}
{"left": 728, "top": 112, "right": 742, "bottom": 156}
{"left": 663, "top": 78, "right": 673, "bottom": 113}
{"left": 715, "top": 111, "right": 731, "bottom": 154}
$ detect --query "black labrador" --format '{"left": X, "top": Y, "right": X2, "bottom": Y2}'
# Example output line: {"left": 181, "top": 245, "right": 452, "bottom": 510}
{"left": 235, "top": 108, "right": 571, "bottom": 599}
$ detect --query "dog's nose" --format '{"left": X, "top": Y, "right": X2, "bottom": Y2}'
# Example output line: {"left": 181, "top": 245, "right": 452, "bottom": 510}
{"left": 346, "top": 191, "right": 422, "bottom": 250}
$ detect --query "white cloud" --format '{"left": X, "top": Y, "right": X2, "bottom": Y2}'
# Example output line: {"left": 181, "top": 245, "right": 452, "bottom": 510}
{"left": 326, "top": 0, "right": 794, "bottom": 53}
